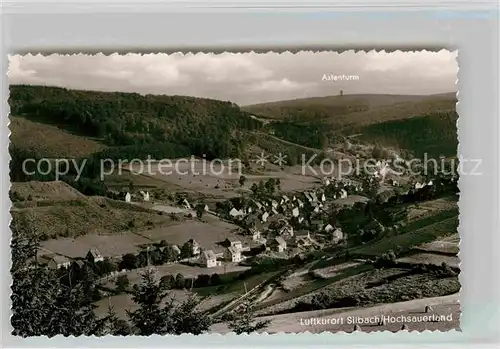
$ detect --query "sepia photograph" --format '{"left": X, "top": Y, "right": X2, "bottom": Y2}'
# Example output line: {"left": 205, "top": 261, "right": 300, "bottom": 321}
{"left": 8, "top": 50, "right": 460, "bottom": 336}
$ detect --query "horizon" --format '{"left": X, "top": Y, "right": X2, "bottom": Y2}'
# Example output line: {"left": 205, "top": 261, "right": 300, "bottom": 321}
{"left": 8, "top": 51, "right": 458, "bottom": 105}
{"left": 8, "top": 83, "right": 457, "bottom": 107}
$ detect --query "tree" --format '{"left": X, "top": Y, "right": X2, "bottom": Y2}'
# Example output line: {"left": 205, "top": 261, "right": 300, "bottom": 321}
{"left": 175, "top": 273, "right": 186, "bottom": 289}
{"left": 127, "top": 269, "right": 211, "bottom": 335}
{"left": 160, "top": 274, "right": 175, "bottom": 290}
{"left": 120, "top": 253, "right": 138, "bottom": 270}
{"left": 115, "top": 275, "right": 130, "bottom": 293}
{"left": 239, "top": 175, "right": 247, "bottom": 187}
{"left": 180, "top": 241, "right": 194, "bottom": 259}
{"left": 195, "top": 203, "right": 205, "bottom": 220}
{"left": 11, "top": 220, "right": 109, "bottom": 337}
{"left": 227, "top": 301, "right": 270, "bottom": 334}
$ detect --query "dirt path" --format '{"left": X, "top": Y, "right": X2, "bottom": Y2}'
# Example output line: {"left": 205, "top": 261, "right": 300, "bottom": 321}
{"left": 211, "top": 293, "right": 459, "bottom": 333}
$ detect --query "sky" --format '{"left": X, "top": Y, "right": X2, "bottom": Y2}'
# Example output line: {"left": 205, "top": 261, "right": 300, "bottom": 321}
{"left": 8, "top": 50, "right": 458, "bottom": 105}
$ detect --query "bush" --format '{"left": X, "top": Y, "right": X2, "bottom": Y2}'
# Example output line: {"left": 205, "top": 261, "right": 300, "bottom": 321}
{"left": 115, "top": 275, "right": 130, "bottom": 293}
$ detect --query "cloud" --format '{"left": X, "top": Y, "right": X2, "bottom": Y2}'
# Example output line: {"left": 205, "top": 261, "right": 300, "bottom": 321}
{"left": 8, "top": 51, "right": 458, "bottom": 105}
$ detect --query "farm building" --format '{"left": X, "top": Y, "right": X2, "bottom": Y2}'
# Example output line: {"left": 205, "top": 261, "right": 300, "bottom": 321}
{"left": 200, "top": 250, "right": 217, "bottom": 268}
{"left": 86, "top": 247, "right": 104, "bottom": 263}
{"left": 125, "top": 192, "right": 131, "bottom": 203}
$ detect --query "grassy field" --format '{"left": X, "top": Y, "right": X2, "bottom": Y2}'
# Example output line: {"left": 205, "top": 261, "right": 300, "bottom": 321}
{"left": 134, "top": 219, "right": 246, "bottom": 251}
{"left": 353, "top": 215, "right": 459, "bottom": 258}
{"left": 9, "top": 116, "right": 106, "bottom": 158}
{"left": 11, "top": 182, "right": 173, "bottom": 239}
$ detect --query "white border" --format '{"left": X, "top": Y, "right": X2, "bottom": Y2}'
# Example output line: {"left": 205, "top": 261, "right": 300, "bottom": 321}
{"left": 1, "top": 1, "right": 499, "bottom": 348}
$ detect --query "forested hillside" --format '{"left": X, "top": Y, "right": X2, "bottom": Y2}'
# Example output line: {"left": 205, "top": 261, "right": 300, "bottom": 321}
{"left": 9, "top": 85, "right": 262, "bottom": 160}
{"left": 349, "top": 111, "right": 459, "bottom": 158}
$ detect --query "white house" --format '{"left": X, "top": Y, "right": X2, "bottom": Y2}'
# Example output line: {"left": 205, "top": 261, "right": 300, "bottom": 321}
{"left": 310, "top": 192, "right": 319, "bottom": 203}
{"left": 332, "top": 228, "right": 344, "bottom": 243}
{"left": 189, "top": 239, "right": 200, "bottom": 255}
{"left": 86, "top": 247, "right": 104, "bottom": 263}
{"left": 250, "top": 228, "right": 261, "bottom": 241}
{"left": 323, "top": 177, "right": 331, "bottom": 186}
{"left": 182, "top": 199, "right": 192, "bottom": 210}
{"left": 271, "top": 200, "right": 279, "bottom": 209}
{"left": 229, "top": 208, "right": 244, "bottom": 218}
{"left": 201, "top": 250, "right": 217, "bottom": 268}
{"left": 324, "top": 224, "right": 335, "bottom": 233}
{"left": 321, "top": 193, "right": 326, "bottom": 202}
{"left": 269, "top": 237, "right": 287, "bottom": 252}
{"left": 297, "top": 199, "right": 304, "bottom": 208}
{"left": 225, "top": 237, "right": 243, "bottom": 250}
{"left": 292, "top": 207, "right": 300, "bottom": 217}
{"left": 262, "top": 212, "right": 269, "bottom": 223}
{"left": 340, "top": 189, "right": 348, "bottom": 199}
{"left": 224, "top": 246, "right": 242, "bottom": 263}
{"left": 125, "top": 192, "right": 131, "bottom": 203}
{"left": 48, "top": 255, "right": 71, "bottom": 269}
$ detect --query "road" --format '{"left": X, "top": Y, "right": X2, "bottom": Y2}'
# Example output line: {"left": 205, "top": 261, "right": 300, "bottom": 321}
{"left": 210, "top": 293, "right": 459, "bottom": 333}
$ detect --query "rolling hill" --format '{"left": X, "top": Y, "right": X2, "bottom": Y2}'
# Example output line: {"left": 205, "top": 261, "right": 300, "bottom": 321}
{"left": 243, "top": 93, "right": 458, "bottom": 158}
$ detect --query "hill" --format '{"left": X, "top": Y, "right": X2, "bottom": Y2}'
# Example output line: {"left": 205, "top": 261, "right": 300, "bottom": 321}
{"left": 243, "top": 93, "right": 456, "bottom": 127}
{"left": 9, "top": 116, "right": 106, "bottom": 158}
{"left": 244, "top": 93, "right": 457, "bottom": 157}
{"left": 9, "top": 84, "right": 263, "bottom": 160}
{"left": 10, "top": 181, "right": 173, "bottom": 239}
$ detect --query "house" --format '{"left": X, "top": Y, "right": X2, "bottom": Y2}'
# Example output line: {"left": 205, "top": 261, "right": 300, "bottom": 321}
{"left": 340, "top": 189, "right": 348, "bottom": 199}
{"left": 282, "top": 195, "right": 290, "bottom": 203}
{"left": 297, "top": 199, "right": 304, "bottom": 208}
{"left": 269, "top": 237, "right": 287, "bottom": 252}
{"left": 332, "top": 228, "right": 344, "bottom": 244}
{"left": 310, "top": 192, "right": 319, "bottom": 203}
{"left": 224, "top": 246, "right": 242, "bottom": 263}
{"left": 200, "top": 250, "right": 217, "bottom": 268}
{"left": 294, "top": 231, "right": 313, "bottom": 247}
{"left": 279, "top": 224, "right": 294, "bottom": 237}
{"left": 271, "top": 200, "right": 279, "bottom": 209}
{"left": 321, "top": 193, "right": 326, "bottom": 202}
{"left": 125, "top": 192, "right": 131, "bottom": 203}
{"left": 188, "top": 239, "right": 200, "bottom": 255}
{"left": 204, "top": 204, "right": 209, "bottom": 212}
{"left": 73, "top": 260, "right": 85, "bottom": 270}
{"left": 324, "top": 224, "right": 335, "bottom": 233}
{"left": 292, "top": 207, "right": 300, "bottom": 217}
{"left": 229, "top": 208, "right": 245, "bottom": 219}
{"left": 182, "top": 198, "right": 192, "bottom": 210}
{"left": 140, "top": 191, "right": 150, "bottom": 202}
{"left": 250, "top": 227, "right": 261, "bottom": 241}
{"left": 48, "top": 255, "right": 71, "bottom": 269}
{"left": 86, "top": 248, "right": 104, "bottom": 263}
{"left": 323, "top": 177, "right": 331, "bottom": 186}
{"left": 224, "top": 237, "right": 243, "bottom": 250}
{"left": 172, "top": 245, "right": 181, "bottom": 256}
{"left": 261, "top": 212, "right": 269, "bottom": 223}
